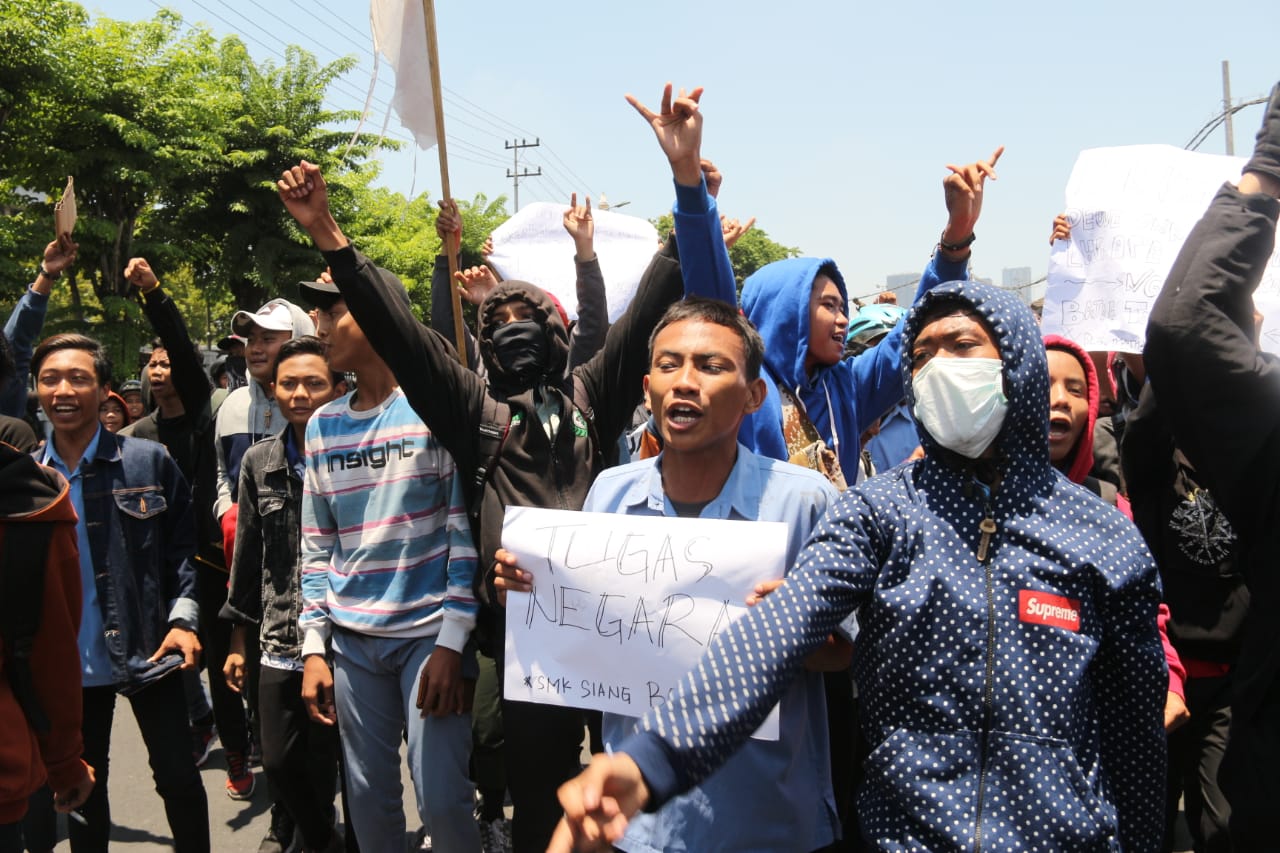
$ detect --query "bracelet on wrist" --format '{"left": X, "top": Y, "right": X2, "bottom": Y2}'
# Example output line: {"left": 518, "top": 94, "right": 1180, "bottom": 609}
{"left": 38, "top": 264, "right": 61, "bottom": 280}
{"left": 939, "top": 231, "right": 976, "bottom": 253}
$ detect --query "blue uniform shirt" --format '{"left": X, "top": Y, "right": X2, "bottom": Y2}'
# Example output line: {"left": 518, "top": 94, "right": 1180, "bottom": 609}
{"left": 44, "top": 427, "right": 114, "bottom": 687}
{"left": 585, "top": 444, "right": 842, "bottom": 853}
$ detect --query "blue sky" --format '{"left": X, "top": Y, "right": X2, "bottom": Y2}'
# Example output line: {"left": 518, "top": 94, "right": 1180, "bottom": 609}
{"left": 97, "top": 0, "right": 1277, "bottom": 302}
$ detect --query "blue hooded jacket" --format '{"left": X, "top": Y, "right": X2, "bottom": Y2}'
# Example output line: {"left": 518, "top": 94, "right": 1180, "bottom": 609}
{"left": 621, "top": 281, "right": 1167, "bottom": 851}
{"left": 739, "top": 254, "right": 964, "bottom": 480}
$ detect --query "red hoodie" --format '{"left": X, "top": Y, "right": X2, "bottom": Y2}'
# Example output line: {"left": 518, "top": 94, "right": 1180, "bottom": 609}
{"left": 0, "top": 441, "right": 89, "bottom": 823}
{"left": 1042, "top": 335, "right": 1185, "bottom": 698}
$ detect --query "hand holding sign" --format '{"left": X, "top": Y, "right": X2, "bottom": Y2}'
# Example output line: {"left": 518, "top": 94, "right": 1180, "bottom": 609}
{"left": 39, "top": 235, "right": 77, "bottom": 283}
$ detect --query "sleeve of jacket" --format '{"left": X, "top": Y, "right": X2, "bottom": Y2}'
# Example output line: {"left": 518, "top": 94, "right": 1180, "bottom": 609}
{"left": 0, "top": 285, "right": 50, "bottom": 417}
{"left": 325, "top": 245, "right": 486, "bottom": 475}
{"left": 671, "top": 179, "right": 737, "bottom": 303}
{"left": 436, "top": 465, "right": 479, "bottom": 654}
{"left": 574, "top": 239, "right": 683, "bottom": 443}
{"left": 1145, "top": 182, "right": 1280, "bottom": 540}
{"left": 157, "top": 448, "right": 199, "bottom": 626}
{"left": 1094, "top": 551, "right": 1167, "bottom": 852}
{"left": 843, "top": 252, "right": 970, "bottom": 434}
{"left": 141, "top": 288, "right": 213, "bottom": 428}
{"left": 429, "top": 253, "right": 483, "bottom": 374}
{"left": 223, "top": 453, "right": 264, "bottom": 625}
{"left": 31, "top": 515, "right": 88, "bottom": 792}
{"left": 623, "top": 486, "right": 879, "bottom": 806}
{"left": 299, "top": 421, "right": 335, "bottom": 657}
{"left": 565, "top": 255, "right": 608, "bottom": 371}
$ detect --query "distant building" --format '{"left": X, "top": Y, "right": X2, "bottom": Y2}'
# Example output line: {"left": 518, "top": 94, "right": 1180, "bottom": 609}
{"left": 1001, "top": 266, "right": 1044, "bottom": 305}
{"left": 882, "top": 273, "right": 919, "bottom": 306}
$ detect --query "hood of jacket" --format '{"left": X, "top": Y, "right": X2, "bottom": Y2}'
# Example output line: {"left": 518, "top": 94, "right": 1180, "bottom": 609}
{"left": 0, "top": 441, "right": 74, "bottom": 522}
{"left": 1042, "top": 334, "right": 1099, "bottom": 485}
{"left": 902, "top": 280, "right": 1049, "bottom": 474}
{"left": 741, "top": 257, "right": 846, "bottom": 391}
{"left": 478, "top": 281, "right": 569, "bottom": 395}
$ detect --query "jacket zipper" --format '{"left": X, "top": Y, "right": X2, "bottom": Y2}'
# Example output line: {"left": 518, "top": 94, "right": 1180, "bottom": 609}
{"left": 972, "top": 495, "right": 998, "bottom": 853}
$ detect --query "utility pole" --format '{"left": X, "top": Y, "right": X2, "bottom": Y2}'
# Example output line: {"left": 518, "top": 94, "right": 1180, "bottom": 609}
{"left": 505, "top": 138, "right": 541, "bottom": 211}
{"left": 1222, "top": 60, "right": 1235, "bottom": 156}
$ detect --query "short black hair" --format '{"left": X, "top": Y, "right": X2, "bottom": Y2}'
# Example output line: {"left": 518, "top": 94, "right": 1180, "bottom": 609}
{"left": 32, "top": 333, "right": 112, "bottom": 386}
{"left": 647, "top": 297, "right": 764, "bottom": 381}
{"left": 272, "top": 335, "right": 343, "bottom": 385}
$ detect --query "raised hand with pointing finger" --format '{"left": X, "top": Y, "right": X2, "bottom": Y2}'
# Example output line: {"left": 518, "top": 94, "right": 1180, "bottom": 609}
{"left": 940, "top": 145, "right": 1003, "bottom": 257}
{"left": 626, "top": 83, "right": 705, "bottom": 186}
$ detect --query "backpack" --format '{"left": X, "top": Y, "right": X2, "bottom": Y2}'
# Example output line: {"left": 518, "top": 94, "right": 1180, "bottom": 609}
{"left": 467, "top": 378, "right": 611, "bottom": 522}
{"left": 0, "top": 521, "right": 56, "bottom": 733}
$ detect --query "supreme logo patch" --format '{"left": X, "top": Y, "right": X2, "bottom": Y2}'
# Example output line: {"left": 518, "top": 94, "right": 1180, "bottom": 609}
{"left": 1019, "top": 590, "right": 1081, "bottom": 632}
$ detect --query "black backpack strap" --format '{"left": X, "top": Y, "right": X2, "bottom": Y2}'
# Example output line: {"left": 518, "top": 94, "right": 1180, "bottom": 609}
{"left": 1, "top": 521, "right": 56, "bottom": 734}
{"left": 470, "top": 396, "right": 512, "bottom": 521}
{"left": 570, "top": 377, "right": 616, "bottom": 470}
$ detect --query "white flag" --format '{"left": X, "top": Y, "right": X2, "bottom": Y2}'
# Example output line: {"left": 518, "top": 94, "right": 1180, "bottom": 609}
{"left": 370, "top": 0, "right": 437, "bottom": 150}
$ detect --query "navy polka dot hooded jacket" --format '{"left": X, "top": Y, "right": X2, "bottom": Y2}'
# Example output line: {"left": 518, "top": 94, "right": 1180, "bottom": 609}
{"left": 623, "top": 280, "right": 1167, "bottom": 851}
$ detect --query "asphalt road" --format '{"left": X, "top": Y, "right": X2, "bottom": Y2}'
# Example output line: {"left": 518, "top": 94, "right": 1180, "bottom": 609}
{"left": 53, "top": 684, "right": 423, "bottom": 852}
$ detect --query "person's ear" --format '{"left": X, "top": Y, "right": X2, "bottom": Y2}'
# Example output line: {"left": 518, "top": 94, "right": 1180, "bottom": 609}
{"left": 642, "top": 375, "right": 652, "bottom": 412}
{"left": 743, "top": 377, "right": 767, "bottom": 415}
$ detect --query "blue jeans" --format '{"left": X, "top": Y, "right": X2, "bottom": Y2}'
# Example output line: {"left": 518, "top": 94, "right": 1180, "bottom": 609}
{"left": 330, "top": 629, "right": 479, "bottom": 852}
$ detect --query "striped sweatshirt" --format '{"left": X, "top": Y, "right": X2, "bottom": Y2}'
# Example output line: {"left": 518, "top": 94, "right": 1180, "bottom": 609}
{"left": 299, "top": 388, "right": 477, "bottom": 657}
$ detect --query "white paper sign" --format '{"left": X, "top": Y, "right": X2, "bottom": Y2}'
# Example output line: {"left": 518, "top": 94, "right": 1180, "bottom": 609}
{"left": 487, "top": 203, "right": 660, "bottom": 323}
{"left": 501, "top": 506, "right": 787, "bottom": 739}
{"left": 1043, "top": 145, "right": 1280, "bottom": 353}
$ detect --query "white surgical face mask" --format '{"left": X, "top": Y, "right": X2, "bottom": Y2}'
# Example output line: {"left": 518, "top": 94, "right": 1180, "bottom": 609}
{"left": 911, "top": 357, "right": 1008, "bottom": 458}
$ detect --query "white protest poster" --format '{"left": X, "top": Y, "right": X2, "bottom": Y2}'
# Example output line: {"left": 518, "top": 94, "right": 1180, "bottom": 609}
{"left": 53, "top": 177, "right": 76, "bottom": 237}
{"left": 487, "top": 203, "right": 660, "bottom": 323}
{"left": 1043, "top": 145, "right": 1280, "bottom": 354}
{"left": 501, "top": 505, "right": 787, "bottom": 740}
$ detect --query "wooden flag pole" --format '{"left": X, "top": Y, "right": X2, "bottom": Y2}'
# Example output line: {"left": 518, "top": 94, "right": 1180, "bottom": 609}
{"left": 422, "top": 0, "right": 467, "bottom": 365}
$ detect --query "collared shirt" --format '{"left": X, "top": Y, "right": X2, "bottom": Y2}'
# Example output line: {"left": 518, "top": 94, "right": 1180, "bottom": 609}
{"left": 865, "top": 399, "right": 918, "bottom": 473}
{"left": 584, "top": 444, "right": 841, "bottom": 853}
{"left": 44, "top": 427, "right": 113, "bottom": 687}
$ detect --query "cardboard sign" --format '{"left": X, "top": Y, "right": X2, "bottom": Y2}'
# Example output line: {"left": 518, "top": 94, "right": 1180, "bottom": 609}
{"left": 54, "top": 177, "right": 76, "bottom": 237}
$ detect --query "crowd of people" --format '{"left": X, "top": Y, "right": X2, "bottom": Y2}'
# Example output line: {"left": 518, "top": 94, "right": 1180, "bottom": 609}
{"left": 1, "top": 79, "right": 1278, "bottom": 853}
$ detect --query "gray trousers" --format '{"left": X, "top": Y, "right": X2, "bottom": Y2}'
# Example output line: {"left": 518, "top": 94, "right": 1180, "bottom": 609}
{"left": 331, "top": 629, "right": 480, "bottom": 852}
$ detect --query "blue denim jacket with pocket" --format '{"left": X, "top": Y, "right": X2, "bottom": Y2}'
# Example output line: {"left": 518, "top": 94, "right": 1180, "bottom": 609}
{"left": 37, "top": 427, "right": 199, "bottom": 692}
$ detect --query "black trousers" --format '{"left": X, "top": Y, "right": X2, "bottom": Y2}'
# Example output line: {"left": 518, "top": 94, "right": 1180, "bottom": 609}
{"left": 1165, "top": 674, "right": 1232, "bottom": 852}
{"left": 257, "top": 666, "right": 341, "bottom": 850}
{"left": 57, "top": 676, "right": 209, "bottom": 852}
{"left": 195, "top": 564, "right": 251, "bottom": 756}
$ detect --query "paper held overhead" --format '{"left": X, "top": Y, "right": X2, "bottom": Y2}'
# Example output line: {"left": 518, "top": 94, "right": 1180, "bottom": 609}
{"left": 369, "top": 0, "right": 437, "bottom": 151}
{"left": 1043, "top": 144, "right": 1280, "bottom": 354}
{"left": 54, "top": 177, "right": 76, "bottom": 237}
{"left": 486, "top": 203, "right": 661, "bottom": 323}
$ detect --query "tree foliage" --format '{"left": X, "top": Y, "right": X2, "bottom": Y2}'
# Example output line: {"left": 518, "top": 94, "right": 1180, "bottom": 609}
{"left": 0, "top": 1, "right": 398, "bottom": 371}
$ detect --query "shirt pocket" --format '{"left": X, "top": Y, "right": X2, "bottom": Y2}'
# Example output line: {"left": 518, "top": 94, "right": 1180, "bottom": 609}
{"left": 113, "top": 488, "right": 167, "bottom": 555}
{"left": 114, "top": 488, "right": 168, "bottom": 519}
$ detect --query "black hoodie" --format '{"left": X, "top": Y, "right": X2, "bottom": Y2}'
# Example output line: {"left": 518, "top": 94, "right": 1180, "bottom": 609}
{"left": 323, "top": 239, "right": 685, "bottom": 605}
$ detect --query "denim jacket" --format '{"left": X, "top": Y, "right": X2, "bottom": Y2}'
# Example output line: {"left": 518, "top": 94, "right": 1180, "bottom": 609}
{"left": 37, "top": 428, "right": 199, "bottom": 692}
{"left": 222, "top": 430, "right": 304, "bottom": 660}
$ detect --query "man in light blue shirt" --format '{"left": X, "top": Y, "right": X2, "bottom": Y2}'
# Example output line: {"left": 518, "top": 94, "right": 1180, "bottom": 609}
{"left": 496, "top": 297, "right": 849, "bottom": 851}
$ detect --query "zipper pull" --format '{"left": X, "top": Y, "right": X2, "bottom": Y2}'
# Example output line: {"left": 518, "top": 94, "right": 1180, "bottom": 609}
{"left": 977, "top": 515, "right": 997, "bottom": 563}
